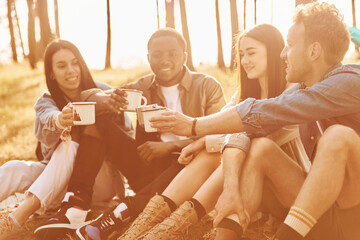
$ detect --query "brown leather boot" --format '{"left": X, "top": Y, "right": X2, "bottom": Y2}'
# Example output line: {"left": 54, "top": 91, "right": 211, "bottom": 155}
{"left": 141, "top": 201, "right": 199, "bottom": 240}
{"left": 118, "top": 195, "right": 171, "bottom": 240}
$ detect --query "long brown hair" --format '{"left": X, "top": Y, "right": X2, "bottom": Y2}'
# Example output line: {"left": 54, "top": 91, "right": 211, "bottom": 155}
{"left": 44, "top": 39, "right": 97, "bottom": 110}
{"left": 235, "top": 24, "right": 286, "bottom": 102}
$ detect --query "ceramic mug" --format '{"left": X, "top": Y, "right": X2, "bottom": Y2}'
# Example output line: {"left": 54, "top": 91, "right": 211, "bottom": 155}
{"left": 122, "top": 89, "right": 147, "bottom": 112}
{"left": 142, "top": 107, "right": 167, "bottom": 132}
{"left": 72, "top": 102, "right": 96, "bottom": 125}
{"left": 136, "top": 104, "right": 158, "bottom": 127}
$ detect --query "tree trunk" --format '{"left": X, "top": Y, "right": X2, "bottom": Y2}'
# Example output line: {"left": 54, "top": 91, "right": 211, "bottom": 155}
{"left": 14, "top": 2, "right": 26, "bottom": 58}
{"left": 165, "top": 0, "right": 175, "bottom": 28}
{"left": 27, "top": 0, "right": 37, "bottom": 68}
{"left": 215, "top": 0, "right": 225, "bottom": 70}
{"left": 229, "top": 0, "right": 239, "bottom": 70}
{"left": 105, "top": 0, "right": 111, "bottom": 69}
{"left": 254, "top": 0, "right": 257, "bottom": 25}
{"left": 7, "top": 0, "right": 18, "bottom": 62}
{"left": 37, "top": 0, "right": 53, "bottom": 55}
{"left": 243, "top": 0, "right": 246, "bottom": 30}
{"left": 179, "top": 0, "right": 195, "bottom": 71}
{"left": 54, "top": 0, "right": 60, "bottom": 38}
{"left": 352, "top": 0, "right": 356, "bottom": 27}
{"left": 295, "top": 0, "right": 316, "bottom": 7}
{"left": 156, "top": 0, "right": 160, "bottom": 29}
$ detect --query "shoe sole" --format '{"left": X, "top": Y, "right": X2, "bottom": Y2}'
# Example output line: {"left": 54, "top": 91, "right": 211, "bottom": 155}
{"left": 34, "top": 220, "right": 93, "bottom": 234}
{"left": 76, "top": 227, "right": 89, "bottom": 240}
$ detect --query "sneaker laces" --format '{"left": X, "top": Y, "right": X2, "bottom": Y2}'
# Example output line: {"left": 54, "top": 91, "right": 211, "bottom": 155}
{"left": 94, "top": 212, "right": 117, "bottom": 233}
{"left": 163, "top": 202, "right": 193, "bottom": 230}
{"left": 124, "top": 198, "right": 161, "bottom": 236}
{"left": 146, "top": 202, "right": 194, "bottom": 238}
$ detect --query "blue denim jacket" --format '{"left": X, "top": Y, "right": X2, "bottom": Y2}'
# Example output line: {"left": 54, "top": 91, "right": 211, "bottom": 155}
{"left": 236, "top": 63, "right": 360, "bottom": 159}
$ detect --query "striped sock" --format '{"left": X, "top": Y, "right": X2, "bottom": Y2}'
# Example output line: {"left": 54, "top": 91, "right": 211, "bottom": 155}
{"left": 284, "top": 206, "right": 317, "bottom": 237}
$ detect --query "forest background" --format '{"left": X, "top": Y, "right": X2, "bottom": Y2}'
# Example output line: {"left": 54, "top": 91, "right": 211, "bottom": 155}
{"left": 0, "top": 0, "right": 360, "bottom": 239}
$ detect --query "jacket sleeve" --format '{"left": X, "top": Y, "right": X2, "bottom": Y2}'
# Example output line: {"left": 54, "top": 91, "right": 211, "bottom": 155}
{"left": 34, "top": 92, "right": 62, "bottom": 148}
{"left": 203, "top": 77, "right": 226, "bottom": 115}
{"left": 236, "top": 72, "right": 360, "bottom": 137}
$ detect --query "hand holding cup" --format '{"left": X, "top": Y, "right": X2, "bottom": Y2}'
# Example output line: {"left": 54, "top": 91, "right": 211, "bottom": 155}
{"left": 149, "top": 110, "right": 194, "bottom": 136}
{"left": 107, "top": 88, "right": 129, "bottom": 112}
{"left": 57, "top": 103, "right": 75, "bottom": 128}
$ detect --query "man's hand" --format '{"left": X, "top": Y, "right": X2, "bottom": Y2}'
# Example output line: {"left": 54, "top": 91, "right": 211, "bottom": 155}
{"left": 104, "top": 88, "right": 129, "bottom": 113}
{"left": 149, "top": 111, "right": 194, "bottom": 136}
{"left": 137, "top": 141, "right": 174, "bottom": 165}
{"left": 213, "top": 188, "right": 250, "bottom": 231}
{"left": 178, "top": 137, "right": 205, "bottom": 165}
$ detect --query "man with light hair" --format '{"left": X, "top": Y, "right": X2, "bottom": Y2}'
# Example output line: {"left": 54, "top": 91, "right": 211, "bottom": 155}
{"left": 151, "top": 2, "right": 360, "bottom": 240}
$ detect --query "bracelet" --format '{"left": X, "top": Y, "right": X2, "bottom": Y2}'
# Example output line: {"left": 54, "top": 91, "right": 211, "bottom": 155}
{"left": 191, "top": 118, "right": 198, "bottom": 136}
{"left": 55, "top": 112, "right": 66, "bottom": 130}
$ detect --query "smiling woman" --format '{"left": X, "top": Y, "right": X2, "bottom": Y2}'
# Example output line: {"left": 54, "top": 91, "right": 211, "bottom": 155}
{"left": 51, "top": 49, "right": 82, "bottom": 97}
{"left": 0, "top": 39, "right": 129, "bottom": 239}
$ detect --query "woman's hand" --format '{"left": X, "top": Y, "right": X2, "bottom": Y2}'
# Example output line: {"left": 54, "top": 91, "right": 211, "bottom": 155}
{"left": 58, "top": 103, "right": 74, "bottom": 128}
{"left": 150, "top": 111, "right": 194, "bottom": 137}
{"left": 178, "top": 137, "right": 205, "bottom": 165}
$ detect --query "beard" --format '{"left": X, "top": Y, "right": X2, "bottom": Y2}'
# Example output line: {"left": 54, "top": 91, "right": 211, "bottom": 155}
{"left": 286, "top": 60, "right": 312, "bottom": 84}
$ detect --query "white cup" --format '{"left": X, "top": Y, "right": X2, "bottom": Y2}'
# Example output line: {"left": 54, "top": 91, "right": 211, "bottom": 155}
{"left": 136, "top": 104, "right": 158, "bottom": 127}
{"left": 122, "top": 89, "right": 147, "bottom": 112}
{"left": 142, "top": 107, "right": 167, "bottom": 132}
{"left": 72, "top": 102, "right": 96, "bottom": 125}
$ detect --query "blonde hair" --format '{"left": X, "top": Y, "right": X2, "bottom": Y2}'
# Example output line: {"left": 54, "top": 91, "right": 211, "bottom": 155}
{"left": 293, "top": 2, "right": 350, "bottom": 65}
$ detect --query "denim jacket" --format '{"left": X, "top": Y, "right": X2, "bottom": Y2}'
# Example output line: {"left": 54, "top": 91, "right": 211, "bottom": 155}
{"left": 235, "top": 63, "right": 360, "bottom": 159}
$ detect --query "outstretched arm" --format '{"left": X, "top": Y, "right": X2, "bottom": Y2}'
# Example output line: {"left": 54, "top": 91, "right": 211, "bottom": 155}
{"left": 150, "top": 107, "right": 244, "bottom": 137}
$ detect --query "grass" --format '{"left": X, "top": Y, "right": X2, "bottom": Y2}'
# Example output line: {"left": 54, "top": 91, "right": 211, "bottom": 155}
{"left": 5, "top": 54, "right": 359, "bottom": 239}
{"left": 0, "top": 61, "right": 240, "bottom": 240}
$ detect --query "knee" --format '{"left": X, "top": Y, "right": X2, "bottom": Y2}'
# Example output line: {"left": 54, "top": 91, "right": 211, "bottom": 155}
{"left": 0, "top": 160, "right": 32, "bottom": 180}
{"left": 246, "top": 137, "right": 278, "bottom": 168}
{"left": 248, "top": 137, "right": 277, "bottom": 160}
{"left": 2, "top": 160, "right": 25, "bottom": 172}
{"left": 318, "top": 125, "right": 357, "bottom": 152}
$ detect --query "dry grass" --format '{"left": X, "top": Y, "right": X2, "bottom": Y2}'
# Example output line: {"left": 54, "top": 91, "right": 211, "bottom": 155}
{"left": 0, "top": 61, "right": 238, "bottom": 240}
{"left": 3, "top": 57, "right": 346, "bottom": 239}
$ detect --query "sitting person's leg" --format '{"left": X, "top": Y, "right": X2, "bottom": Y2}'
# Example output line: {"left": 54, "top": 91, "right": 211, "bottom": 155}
{"left": 0, "top": 160, "right": 45, "bottom": 236}
{"left": 77, "top": 149, "right": 220, "bottom": 240}
{"left": 275, "top": 125, "right": 360, "bottom": 240}
{"left": 0, "top": 140, "right": 79, "bottom": 237}
{"left": 0, "top": 160, "right": 45, "bottom": 203}
{"left": 138, "top": 165, "right": 224, "bottom": 240}
{"left": 95, "top": 114, "right": 175, "bottom": 192}
{"left": 112, "top": 158, "right": 221, "bottom": 240}
{"left": 214, "top": 137, "right": 305, "bottom": 240}
{"left": 33, "top": 125, "right": 107, "bottom": 239}
{"left": 66, "top": 124, "right": 106, "bottom": 204}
